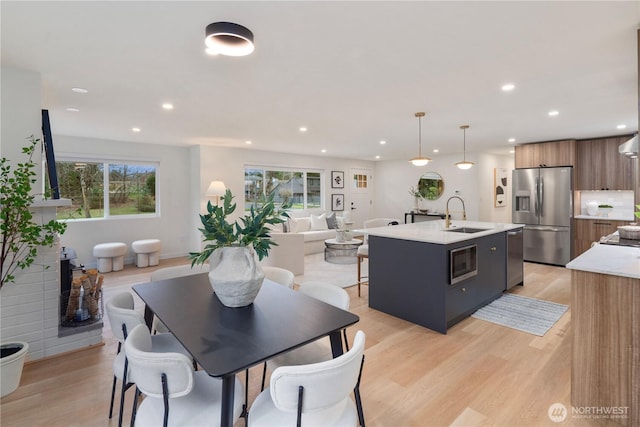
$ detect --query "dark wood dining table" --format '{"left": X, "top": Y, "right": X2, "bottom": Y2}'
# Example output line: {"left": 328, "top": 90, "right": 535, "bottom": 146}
{"left": 132, "top": 273, "right": 359, "bottom": 427}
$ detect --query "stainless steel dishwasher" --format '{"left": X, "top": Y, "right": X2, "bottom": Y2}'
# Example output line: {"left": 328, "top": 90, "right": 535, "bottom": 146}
{"left": 507, "top": 227, "right": 524, "bottom": 289}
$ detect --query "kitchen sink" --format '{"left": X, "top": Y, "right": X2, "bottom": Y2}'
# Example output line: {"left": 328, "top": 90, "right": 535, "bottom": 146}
{"left": 445, "top": 227, "right": 490, "bottom": 234}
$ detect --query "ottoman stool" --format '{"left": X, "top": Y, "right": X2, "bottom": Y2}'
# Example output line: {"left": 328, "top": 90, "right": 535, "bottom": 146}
{"left": 131, "top": 239, "right": 162, "bottom": 268}
{"left": 93, "top": 242, "right": 127, "bottom": 273}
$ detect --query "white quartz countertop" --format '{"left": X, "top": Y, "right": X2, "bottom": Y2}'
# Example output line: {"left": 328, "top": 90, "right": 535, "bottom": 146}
{"left": 574, "top": 214, "right": 635, "bottom": 222}
{"left": 355, "top": 220, "right": 523, "bottom": 245}
{"left": 566, "top": 244, "right": 640, "bottom": 279}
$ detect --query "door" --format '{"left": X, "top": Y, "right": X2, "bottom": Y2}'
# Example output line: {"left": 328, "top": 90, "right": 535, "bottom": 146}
{"left": 539, "top": 167, "right": 572, "bottom": 227}
{"left": 512, "top": 168, "right": 539, "bottom": 225}
{"left": 348, "top": 168, "right": 373, "bottom": 229}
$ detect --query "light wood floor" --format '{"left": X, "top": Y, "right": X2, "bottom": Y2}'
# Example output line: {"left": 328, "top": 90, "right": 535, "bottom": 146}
{"left": 0, "top": 260, "right": 621, "bottom": 426}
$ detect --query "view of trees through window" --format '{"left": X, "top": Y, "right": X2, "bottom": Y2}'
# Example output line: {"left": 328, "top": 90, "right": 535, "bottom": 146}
{"left": 244, "top": 167, "right": 322, "bottom": 210}
{"left": 54, "top": 160, "right": 157, "bottom": 219}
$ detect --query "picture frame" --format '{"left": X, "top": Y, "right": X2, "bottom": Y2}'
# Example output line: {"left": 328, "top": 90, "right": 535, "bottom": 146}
{"left": 331, "top": 194, "right": 344, "bottom": 211}
{"left": 331, "top": 170, "right": 344, "bottom": 188}
{"left": 494, "top": 168, "right": 508, "bottom": 207}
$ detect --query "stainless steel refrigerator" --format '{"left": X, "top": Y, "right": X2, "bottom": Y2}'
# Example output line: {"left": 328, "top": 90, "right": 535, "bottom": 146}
{"left": 512, "top": 166, "right": 572, "bottom": 266}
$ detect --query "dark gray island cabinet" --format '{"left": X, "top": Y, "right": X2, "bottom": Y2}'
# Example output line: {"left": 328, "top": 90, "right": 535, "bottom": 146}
{"left": 368, "top": 231, "right": 508, "bottom": 334}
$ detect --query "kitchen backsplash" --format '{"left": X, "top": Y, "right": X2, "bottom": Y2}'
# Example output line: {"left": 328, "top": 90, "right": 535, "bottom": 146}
{"left": 576, "top": 190, "right": 635, "bottom": 220}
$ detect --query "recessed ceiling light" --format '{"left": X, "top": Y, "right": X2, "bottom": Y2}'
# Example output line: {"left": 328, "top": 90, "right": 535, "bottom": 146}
{"left": 509, "top": 150, "right": 515, "bottom": 154}
{"left": 162, "top": 103, "right": 174, "bottom": 110}
{"left": 71, "top": 87, "right": 88, "bottom": 94}
{"left": 321, "top": 149, "right": 326, "bottom": 153}
{"left": 548, "top": 110, "right": 559, "bottom": 117}
{"left": 617, "top": 124, "right": 627, "bottom": 129}
{"left": 501, "top": 83, "right": 515, "bottom": 92}
{"left": 245, "top": 140, "right": 252, "bottom": 145}
{"left": 132, "top": 127, "right": 141, "bottom": 132}
{"left": 433, "top": 149, "right": 439, "bottom": 153}
{"left": 375, "top": 155, "right": 380, "bottom": 159}
{"left": 379, "top": 140, "right": 386, "bottom": 145}
{"left": 508, "top": 138, "right": 516, "bottom": 143}
{"left": 299, "top": 127, "right": 308, "bottom": 132}
{"left": 65, "top": 107, "right": 79, "bottom": 112}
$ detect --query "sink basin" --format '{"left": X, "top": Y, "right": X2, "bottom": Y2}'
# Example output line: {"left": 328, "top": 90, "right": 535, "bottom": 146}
{"left": 445, "top": 227, "right": 490, "bottom": 234}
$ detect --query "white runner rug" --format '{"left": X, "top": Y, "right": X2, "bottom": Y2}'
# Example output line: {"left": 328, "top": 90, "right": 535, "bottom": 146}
{"left": 471, "top": 293, "right": 568, "bottom": 336}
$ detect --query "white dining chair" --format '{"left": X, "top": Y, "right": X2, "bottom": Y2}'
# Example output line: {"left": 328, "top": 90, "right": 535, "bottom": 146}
{"left": 125, "top": 324, "right": 244, "bottom": 427}
{"left": 262, "top": 266, "right": 295, "bottom": 288}
{"left": 105, "top": 292, "right": 192, "bottom": 427}
{"left": 149, "top": 263, "right": 209, "bottom": 333}
{"left": 248, "top": 330, "right": 366, "bottom": 427}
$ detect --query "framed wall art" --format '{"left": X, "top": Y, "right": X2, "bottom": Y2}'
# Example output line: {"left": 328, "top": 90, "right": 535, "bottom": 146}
{"left": 331, "top": 194, "right": 344, "bottom": 211}
{"left": 494, "top": 167, "right": 508, "bottom": 207}
{"left": 331, "top": 171, "right": 344, "bottom": 188}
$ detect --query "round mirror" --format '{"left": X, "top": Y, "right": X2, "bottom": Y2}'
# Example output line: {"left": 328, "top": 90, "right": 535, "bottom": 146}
{"left": 418, "top": 172, "right": 444, "bottom": 200}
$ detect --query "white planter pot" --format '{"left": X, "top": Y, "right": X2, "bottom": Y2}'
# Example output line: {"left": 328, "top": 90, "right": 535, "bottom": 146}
{"left": 208, "top": 246, "right": 265, "bottom": 307}
{"left": 1, "top": 341, "right": 29, "bottom": 397}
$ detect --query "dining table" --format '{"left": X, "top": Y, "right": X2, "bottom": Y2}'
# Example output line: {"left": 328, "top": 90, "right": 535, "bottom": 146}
{"left": 132, "top": 273, "right": 360, "bottom": 427}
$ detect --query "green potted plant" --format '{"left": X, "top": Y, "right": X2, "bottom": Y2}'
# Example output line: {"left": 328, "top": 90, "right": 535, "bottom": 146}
{"left": 1, "top": 136, "right": 68, "bottom": 397}
{"left": 189, "top": 189, "right": 291, "bottom": 307}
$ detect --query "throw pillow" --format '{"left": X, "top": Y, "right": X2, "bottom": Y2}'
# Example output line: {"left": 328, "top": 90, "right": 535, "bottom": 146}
{"left": 310, "top": 213, "right": 328, "bottom": 230}
{"left": 326, "top": 212, "right": 338, "bottom": 229}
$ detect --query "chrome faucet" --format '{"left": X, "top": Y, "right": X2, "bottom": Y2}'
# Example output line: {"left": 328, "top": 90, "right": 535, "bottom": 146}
{"left": 445, "top": 196, "right": 467, "bottom": 228}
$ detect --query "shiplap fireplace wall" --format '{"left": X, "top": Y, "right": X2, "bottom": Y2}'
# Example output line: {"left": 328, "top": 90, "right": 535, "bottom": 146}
{"left": 0, "top": 200, "right": 103, "bottom": 361}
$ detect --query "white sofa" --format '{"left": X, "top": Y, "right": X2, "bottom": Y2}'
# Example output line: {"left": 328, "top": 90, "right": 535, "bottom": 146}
{"left": 261, "top": 213, "right": 341, "bottom": 276}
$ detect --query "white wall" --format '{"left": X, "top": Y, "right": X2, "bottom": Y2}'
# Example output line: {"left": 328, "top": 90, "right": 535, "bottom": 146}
{"left": 1, "top": 67, "right": 44, "bottom": 191}
{"left": 194, "top": 146, "right": 375, "bottom": 245}
{"left": 477, "top": 152, "right": 514, "bottom": 223}
{"left": 373, "top": 152, "right": 514, "bottom": 223}
{"left": 374, "top": 152, "right": 480, "bottom": 221}
{"left": 53, "top": 135, "right": 193, "bottom": 267}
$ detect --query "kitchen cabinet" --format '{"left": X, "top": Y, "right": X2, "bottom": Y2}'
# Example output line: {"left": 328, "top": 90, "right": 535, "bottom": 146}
{"left": 514, "top": 139, "right": 576, "bottom": 168}
{"left": 575, "top": 135, "right": 636, "bottom": 190}
{"left": 573, "top": 218, "right": 628, "bottom": 256}
{"left": 368, "top": 228, "right": 510, "bottom": 334}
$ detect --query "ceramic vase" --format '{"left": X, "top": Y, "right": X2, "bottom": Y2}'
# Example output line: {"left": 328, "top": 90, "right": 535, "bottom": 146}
{"left": 1, "top": 341, "right": 29, "bottom": 397}
{"left": 208, "top": 246, "right": 265, "bottom": 307}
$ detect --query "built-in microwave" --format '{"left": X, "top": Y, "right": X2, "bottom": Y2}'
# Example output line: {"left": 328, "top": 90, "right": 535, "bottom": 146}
{"left": 450, "top": 244, "right": 478, "bottom": 285}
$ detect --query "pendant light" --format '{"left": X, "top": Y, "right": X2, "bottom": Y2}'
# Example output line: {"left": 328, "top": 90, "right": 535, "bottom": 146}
{"left": 409, "top": 112, "right": 431, "bottom": 166}
{"left": 456, "top": 125, "right": 474, "bottom": 170}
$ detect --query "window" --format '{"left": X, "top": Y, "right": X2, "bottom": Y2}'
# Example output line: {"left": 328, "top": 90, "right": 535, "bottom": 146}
{"left": 54, "top": 159, "right": 158, "bottom": 220}
{"left": 244, "top": 167, "right": 322, "bottom": 211}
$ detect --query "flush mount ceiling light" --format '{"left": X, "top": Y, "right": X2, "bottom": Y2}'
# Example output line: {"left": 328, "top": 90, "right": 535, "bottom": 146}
{"left": 205, "top": 22, "right": 254, "bottom": 56}
{"left": 409, "top": 112, "right": 431, "bottom": 166}
{"left": 455, "top": 125, "right": 474, "bottom": 170}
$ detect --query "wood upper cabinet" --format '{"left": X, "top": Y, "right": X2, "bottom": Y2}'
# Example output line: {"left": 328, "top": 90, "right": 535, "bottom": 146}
{"left": 575, "top": 135, "right": 636, "bottom": 190}
{"left": 515, "top": 139, "right": 576, "bottom": 168}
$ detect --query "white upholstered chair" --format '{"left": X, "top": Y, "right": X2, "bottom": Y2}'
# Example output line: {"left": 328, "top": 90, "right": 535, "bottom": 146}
{"left": 105, "top": 292, "right": 191, "bottom": 427}
{"left": 248, "top": 330, "right": 366, "bottom": 427}
{"left": 125, "top": 324, "right": 244, "bottom": 427}
{"left": 262, "top": 266, "right": 295, "bottom": 289}
{"left": 357, "top": 218, "right": 400, "bottom": 296}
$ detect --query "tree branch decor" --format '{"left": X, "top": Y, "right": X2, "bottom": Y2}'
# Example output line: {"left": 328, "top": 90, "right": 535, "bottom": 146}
{"left": 1, "top": 136, "right": 67, "bottom": 289}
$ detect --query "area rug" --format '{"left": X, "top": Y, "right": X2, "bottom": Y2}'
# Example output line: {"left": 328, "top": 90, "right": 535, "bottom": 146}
{"left": 294, "top": 253, "right": 364, "bottom": 288}
{"left": 471, "top": 293, "right": 568, "bottom": 336}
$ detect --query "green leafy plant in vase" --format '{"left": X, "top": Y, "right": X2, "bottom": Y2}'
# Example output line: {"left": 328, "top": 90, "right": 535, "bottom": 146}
{"left": 189, "top": 189, "right": 291, "bottom": 307}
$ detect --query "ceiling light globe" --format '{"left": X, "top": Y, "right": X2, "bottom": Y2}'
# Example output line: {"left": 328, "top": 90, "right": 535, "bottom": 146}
{"left": 456, "top": 161, "right": 474, "bottom": 170}
{"left": 409, "top": 157, "right": 430, "bottom": 167}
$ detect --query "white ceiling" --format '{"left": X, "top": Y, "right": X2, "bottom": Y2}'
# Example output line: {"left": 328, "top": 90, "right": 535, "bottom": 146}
{"left": 2, "top": 1, "right": 639, "bottom": 161}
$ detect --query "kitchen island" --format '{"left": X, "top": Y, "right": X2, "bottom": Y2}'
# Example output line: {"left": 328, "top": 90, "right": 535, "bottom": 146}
{"left": 566, "top": 243, "right": 640, "bottom": 426}
{"left": 360, "top": 220, "right": 523, "bottom": 334}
